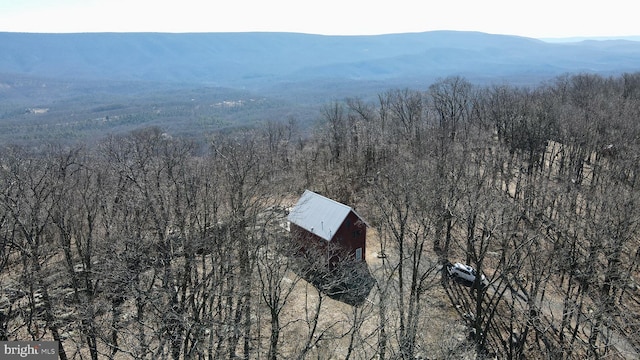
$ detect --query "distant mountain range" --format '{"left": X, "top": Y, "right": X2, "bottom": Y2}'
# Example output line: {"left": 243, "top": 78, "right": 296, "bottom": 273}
{"left": 1, "top": 31, "right": 640, "bottom": 143}
{"left": 2, "top": 31, "right": 640, "bottom": 93}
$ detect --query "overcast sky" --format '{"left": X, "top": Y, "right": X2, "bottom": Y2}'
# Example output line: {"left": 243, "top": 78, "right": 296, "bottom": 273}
{"left": 0, "top": 0, "right": 637, "bottom": 39}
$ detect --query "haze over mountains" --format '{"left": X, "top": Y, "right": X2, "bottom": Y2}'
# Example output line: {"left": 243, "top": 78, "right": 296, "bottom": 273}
{"left": 1, "top": 31, "right": 639, "bottom": 142}
{"left": 3, "top": 31, "right": 640, "bottom": 88}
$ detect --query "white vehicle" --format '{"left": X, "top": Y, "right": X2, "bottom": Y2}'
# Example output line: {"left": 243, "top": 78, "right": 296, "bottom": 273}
{"left": 447, "top": 262, "right": 488, "bottom": 288}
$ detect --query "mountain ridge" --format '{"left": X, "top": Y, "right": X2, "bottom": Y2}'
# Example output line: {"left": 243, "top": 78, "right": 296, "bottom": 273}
{"left": 3, "top": 31, "right": 639, "bottom": 91}
{"left": 1, "top": 30, "right": 640, "bottom": 143}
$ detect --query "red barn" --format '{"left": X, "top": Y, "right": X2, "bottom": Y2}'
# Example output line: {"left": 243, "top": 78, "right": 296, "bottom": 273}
{"left": 287, "top": 190, "right": 367, "bottom": 265}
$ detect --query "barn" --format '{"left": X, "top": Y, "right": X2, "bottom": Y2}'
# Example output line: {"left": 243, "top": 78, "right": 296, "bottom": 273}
{"left": 287, "top": 190, "right": 367, "bottom": 265}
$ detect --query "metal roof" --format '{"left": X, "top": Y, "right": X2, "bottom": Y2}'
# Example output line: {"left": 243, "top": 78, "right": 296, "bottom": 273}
{"left": 287, "top": 190, "right": 364, "bottom": 241}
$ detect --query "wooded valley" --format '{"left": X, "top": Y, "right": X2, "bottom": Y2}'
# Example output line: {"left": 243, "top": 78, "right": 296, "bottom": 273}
{"left": 1, "top": 73, "right": 640, "bottom": 359}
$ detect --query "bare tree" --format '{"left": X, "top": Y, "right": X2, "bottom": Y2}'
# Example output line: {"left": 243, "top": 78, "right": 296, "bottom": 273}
{"left": 0, "top": 146, "right": 69, "bottom": 360}
{"left": 256, "top": 207, "right": 300, "bottom": 360}
{"left": 371, "top": 155, "right": 441, "bottom": 359}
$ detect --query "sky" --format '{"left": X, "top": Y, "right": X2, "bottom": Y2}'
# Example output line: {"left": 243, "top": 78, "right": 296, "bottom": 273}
{"left": 0, "top": 0, "right": 638, "bottom": 39}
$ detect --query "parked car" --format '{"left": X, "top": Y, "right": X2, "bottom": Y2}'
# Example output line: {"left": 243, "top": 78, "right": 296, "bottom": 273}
{"left": 447, "top": 262, "right": 488, "bottom": 288}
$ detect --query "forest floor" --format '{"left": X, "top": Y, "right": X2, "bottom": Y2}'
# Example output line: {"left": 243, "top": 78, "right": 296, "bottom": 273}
{"left": 276, "top": 228, "right": 475, "bottom": 359}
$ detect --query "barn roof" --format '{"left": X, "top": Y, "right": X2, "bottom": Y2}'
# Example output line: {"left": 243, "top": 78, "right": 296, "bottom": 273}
{"left": 287, "top": 190, "right": 366, "bottom": 242}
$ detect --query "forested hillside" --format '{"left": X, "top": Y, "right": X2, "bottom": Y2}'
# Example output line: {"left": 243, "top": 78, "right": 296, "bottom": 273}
{"left": 1, "top": 73, "right": 640, "bottom": 359}
{"left": 4, "top": 31, "right": 640, "bottom": 145}
{"left": 3, "top": 32, "right": 640, "bottom": 87}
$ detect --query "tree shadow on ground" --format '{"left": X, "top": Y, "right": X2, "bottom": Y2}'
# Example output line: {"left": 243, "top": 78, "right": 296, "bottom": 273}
{"left": 294, "top": 260, "right": 376, "bottom": 306}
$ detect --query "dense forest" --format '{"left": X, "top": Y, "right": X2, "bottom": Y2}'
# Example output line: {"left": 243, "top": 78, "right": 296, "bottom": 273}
{"left": 1, "top": 72, "right": 640, "bottom": 359}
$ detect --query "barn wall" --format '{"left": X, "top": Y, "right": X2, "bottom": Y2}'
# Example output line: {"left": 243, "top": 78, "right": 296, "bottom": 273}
{"left": 290, "top": 223, "right": 328, "bottom": 261}
{"left": 333, "top": 211, "right": 366, "bottom": 262}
